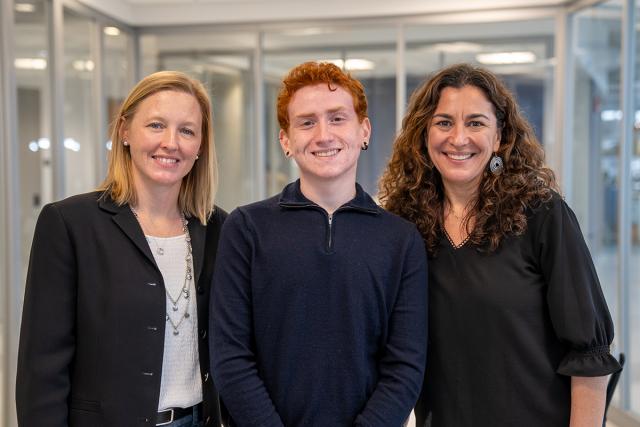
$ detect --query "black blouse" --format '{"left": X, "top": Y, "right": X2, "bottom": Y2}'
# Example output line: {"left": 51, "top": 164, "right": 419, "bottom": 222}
{"left": 418, "top": 194, "right": 622, "bottom": 427}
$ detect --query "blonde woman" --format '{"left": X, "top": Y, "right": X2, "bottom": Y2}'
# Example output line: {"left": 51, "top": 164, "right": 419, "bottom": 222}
{"left": 17, "top": 71, "right": 226, "bottom": 426}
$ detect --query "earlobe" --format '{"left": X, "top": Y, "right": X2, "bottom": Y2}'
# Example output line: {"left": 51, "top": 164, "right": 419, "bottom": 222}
{"left": 361, "top": 117, "right": 372, "bottom": 140}
{"left": 279, "top": 129, "right": 290, "bottom": 156}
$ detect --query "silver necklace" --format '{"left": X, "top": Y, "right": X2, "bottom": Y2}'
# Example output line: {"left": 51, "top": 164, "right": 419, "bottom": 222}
{"left": 130, "top": 206, "right": 193, "bottom": 336}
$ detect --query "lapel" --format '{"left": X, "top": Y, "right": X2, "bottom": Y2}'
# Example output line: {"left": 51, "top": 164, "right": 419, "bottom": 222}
{"left": 99, "top": 195, "right": 157, "bottom": 268}
{"left": 187, "top": 217, "right": 206, "bottom": 285}
{"left": 99, "top": 193, "right": 206, "bottom": 283}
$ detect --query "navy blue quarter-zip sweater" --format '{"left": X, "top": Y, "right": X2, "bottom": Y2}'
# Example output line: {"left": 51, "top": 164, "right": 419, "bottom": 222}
{"left": 211, "top": 180, "right": 428, "bottom": 427}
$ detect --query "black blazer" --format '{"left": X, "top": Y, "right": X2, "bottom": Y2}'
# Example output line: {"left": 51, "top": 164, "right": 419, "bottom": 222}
{"left": 16, "top": 191, "right": 227, "bottom": 427}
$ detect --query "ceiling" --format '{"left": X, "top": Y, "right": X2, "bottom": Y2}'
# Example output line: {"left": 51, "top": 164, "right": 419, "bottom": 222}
{"left": 75, "top": 0, "right": 576, "bottom": 27}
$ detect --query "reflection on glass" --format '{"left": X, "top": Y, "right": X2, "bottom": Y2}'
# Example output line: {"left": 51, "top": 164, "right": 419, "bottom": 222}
{"left": 63, "top": 9, "right": 97, "bottom": 196}
{"left": 571, "top": 0, "right": 623, "bottom": 402}
{"left": 104, "top": 26, "right": 133, "bottom": 170}
{"left": 264, "top": 26, "right": 397, "bottom": 196}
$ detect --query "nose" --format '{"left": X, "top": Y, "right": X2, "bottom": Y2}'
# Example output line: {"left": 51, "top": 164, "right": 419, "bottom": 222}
{"left": 161, "top": 129, "right": 179, "bottom": 150}
{"left": 315, "top": 121, "right": 333, "bottom": 143}
{"left": 449, "top": 123, "right": 467, "bottom": 146}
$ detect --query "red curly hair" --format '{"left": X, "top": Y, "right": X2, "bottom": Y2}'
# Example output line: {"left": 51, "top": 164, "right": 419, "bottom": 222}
{"left": 277, "top": 61, "right": 368, "bottom": 131}
{"left": 378, "top": 63, "right": 558, "bottom": 255}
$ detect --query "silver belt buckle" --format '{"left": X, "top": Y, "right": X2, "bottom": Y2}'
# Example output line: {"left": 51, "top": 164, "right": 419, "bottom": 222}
{"left": 156, "top": 409, "right": 175, "bottom": 426}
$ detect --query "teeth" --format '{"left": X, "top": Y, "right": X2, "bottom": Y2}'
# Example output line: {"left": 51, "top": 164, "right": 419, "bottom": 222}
{"left": 315, "top": 149, "right": 339, "bottom": 157}
{"left": 447, "top": 153, "right": 472, "bottom": 160}
{"left": 155, "top": 157, "right": 178, "bottom": 164}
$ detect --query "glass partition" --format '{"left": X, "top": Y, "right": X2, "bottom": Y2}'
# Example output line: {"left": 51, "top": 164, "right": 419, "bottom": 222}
{"left": 63, "top": 8, "right": 97, "bottom": 196}
{"left": 103, "top": 25, "right": 134, "bottom": 173}
{"left": 570, "top": 1, "right": 622, "bottom": 345}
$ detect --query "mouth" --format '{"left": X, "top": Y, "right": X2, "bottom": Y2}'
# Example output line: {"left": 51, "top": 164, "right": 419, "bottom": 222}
{"left": 152, "top": 155, "right": 179, "bottom": 165}
{"left": 312, "top": 148, "right": 341, "bottom": 158}
{"left": 445, "top": 152, "right": 474, "bottom": 161}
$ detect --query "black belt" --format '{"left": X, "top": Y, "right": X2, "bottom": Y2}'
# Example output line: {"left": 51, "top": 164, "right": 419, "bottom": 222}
{"left": 156, "top": 402, "right": 202, "bottom": 426}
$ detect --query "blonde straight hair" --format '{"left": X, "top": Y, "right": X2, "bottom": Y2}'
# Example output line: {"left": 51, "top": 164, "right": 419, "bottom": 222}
{"left": 99, "top": 71, "right": 217, "bottom": 224}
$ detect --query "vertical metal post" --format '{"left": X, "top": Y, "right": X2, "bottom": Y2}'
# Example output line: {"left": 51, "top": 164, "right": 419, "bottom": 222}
{"left": 253, "top": 31, "right": 266, "bottom": 201}
{"left": 553, "top": 8, "right": 574, "bottom": 204}
{"left": 92, "top": 20, "right": 107, "bottom": 183}
{"left": 395, "top": 23, "right": 406, "bottom": 134}
{"left": 49, "top": 0, "right": 66, "bottom": 200}
{"left": 1, "top": 0, "right": 20, "bottom": 424}
{"left": 618, "top": 0, "right": 634, "bottom": 410}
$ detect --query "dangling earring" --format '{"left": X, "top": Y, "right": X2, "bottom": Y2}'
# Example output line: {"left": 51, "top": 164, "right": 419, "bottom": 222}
{"left": 489, "top": 153, "right": 503, "bottom": 175}
{"left": 123, "top": 140, "right": 129, "bottom": 146}
{"left": 361, "top": 141, "right": 369, "bottom": 151}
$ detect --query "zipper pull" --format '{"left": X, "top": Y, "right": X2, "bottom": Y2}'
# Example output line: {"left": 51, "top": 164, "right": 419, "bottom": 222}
{"left": 328, "top": 214, "right": 333, "bottom": 225}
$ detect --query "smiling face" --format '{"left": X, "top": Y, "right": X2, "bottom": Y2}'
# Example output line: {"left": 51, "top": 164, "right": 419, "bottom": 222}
{"left": 122, "top": 90, "right": 202, "bottom": 196}
{"left": 427, "top": 85, "right": 501, "bottom": 194}
{"left": 279, "top": 83, "right": 371, "bottom": 188}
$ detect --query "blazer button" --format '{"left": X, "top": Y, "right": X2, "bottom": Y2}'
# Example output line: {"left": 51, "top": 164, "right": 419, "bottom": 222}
{"left": 146, "top": 282, "right": 157, "bottom": 287}
{"left": 142, "top": 371, "right": 154, "bottom": 376}
{"left": 203, "top": 372, "right": 209, "bottom": 382}
{"left": 200, "top": 329, "right": 207, "bottom": 339}
{"left": 146, "top": 326, "right": 158, "bottom": 331}
{"left": 197, "top": 286, "right": 204, "bottom": 294}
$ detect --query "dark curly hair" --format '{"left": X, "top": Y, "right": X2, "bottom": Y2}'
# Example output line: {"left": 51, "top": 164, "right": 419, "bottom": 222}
{"left": 378, "top": 63, "right": 558, "bottom": 255}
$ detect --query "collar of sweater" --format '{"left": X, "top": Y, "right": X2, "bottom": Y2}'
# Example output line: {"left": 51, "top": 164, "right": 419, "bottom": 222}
{"left": 278, "top": 179, "right": 380, "bottom": 215}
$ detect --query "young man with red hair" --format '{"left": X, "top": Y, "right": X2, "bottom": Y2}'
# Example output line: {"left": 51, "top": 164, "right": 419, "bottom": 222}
{"left": 210, "top": 62, "right": 427, "bottom": 426}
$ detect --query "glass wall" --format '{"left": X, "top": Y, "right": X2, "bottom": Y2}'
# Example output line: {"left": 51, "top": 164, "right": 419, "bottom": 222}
{"left": 63, "top": 8, "right": 98, "bottom": 196}
{"left": 570, "top": 0, "right": 623, "bottom": 380}
{"left": 103, "top": 24, "right": 134, "bottom": 175}
{"left": 14, "top": 0, "right": 50, "bottom": 284}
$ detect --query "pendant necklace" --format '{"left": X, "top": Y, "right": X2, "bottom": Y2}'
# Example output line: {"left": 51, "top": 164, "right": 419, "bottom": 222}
{"left": 130, "top": 206, "right": 193, "bottom": 336}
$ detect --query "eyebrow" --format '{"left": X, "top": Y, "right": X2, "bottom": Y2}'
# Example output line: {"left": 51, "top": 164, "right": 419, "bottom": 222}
{"left": 432, "top": 113, "right": 491, "bottom": 120}
{"left": 146, "top": 115, "right": 199, "bottom": 128}
{"left": 292, "top": 106, "right": 350, "bottom": 119}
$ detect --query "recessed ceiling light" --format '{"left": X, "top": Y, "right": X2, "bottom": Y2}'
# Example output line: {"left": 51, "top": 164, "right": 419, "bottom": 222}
{"left": 103, "top": 26, "right": 121, "bottom": 36}
{"left": 15, "top": 3, "right": 35, "bottom": 13}
{"left": 326, "top": 59, "right": 375, "bottom": 71}
{"left": 14, "top": 58, "right": 47, "bottom": 70}
{"left": 476, "top": 51, "right": 536, "bottom": 65}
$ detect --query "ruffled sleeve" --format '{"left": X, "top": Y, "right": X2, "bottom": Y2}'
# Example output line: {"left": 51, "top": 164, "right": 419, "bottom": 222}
{"left": 536, "top": 194, "right": 622, "bottom": 377}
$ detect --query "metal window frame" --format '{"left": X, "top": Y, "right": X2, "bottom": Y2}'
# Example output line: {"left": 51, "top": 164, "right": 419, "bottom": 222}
{"left": 1, "top": 0, "right": 20, "bottom": 425}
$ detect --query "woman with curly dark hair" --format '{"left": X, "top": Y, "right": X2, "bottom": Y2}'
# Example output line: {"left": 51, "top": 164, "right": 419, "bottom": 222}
{"left": 379, "top": 63, "right": 621, "bottom": 427}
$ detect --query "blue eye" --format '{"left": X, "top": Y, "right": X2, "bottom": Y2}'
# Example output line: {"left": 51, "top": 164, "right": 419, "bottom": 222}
{"left": 181, "top": 127, "right": 196, "bottom": 136}
{"left": 148, "top": 122, "right": 163, "bottom": 130}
